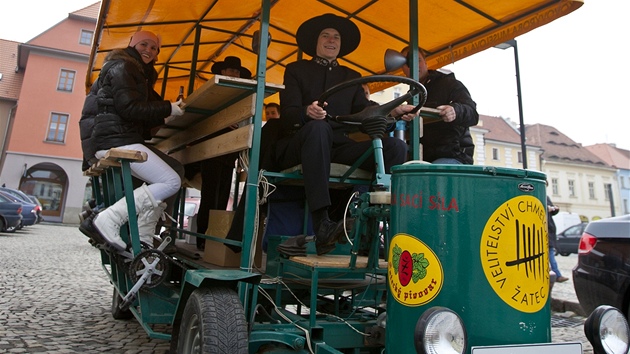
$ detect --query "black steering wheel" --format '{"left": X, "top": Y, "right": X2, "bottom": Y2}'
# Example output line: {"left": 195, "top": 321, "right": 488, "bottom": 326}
{"left": 317, "top": 75, "right": 427, "bottom": 139}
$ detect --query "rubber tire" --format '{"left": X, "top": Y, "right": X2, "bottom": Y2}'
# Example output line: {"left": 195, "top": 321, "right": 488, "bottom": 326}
{"left": 111, "top": 288, "right": 133, "bottom": 320}
{"left": 0, "top": 218, "right": 5, "bottom": 232}
{"left": 177, "top": 287, "right": 248, "bottom": 354}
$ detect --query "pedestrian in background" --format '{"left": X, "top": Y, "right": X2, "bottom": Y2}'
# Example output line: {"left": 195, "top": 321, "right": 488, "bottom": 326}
{"left": 547, "top": 195, "right": 569, "bottom": 283}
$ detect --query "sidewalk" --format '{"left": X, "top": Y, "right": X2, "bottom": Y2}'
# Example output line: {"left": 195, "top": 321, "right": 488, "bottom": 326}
{"left": 550, "top": 253, "right": 585, "bottom": 316}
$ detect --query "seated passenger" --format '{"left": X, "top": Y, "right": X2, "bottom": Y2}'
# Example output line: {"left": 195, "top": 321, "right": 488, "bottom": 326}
{"left": 79, "top": 30, "right": 185, "bottom": 251}
{"left": 274, "top": 14, "right": 418, "bottom": 255}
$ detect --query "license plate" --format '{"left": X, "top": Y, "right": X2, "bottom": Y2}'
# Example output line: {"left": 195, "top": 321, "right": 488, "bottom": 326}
{"left": 471, "top": 342, "right": 582, "bottom": 354}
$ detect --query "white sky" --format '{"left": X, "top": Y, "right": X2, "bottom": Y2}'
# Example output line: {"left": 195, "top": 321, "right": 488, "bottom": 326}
{"left": 1, "top": 0, "right": 628, "bottom": 151}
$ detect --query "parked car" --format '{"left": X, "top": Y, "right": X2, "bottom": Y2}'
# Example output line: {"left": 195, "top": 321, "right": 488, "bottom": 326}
{"left": 573, "top": 214, "right": 630, "bottom": 319}
{"left": 555, "top": 222, "right": 588, "bottom": 256}
{"left": 0, "top": 189, "right": 40, "bottom": 228}
{"left": 26, "top": 194, "right": 44, "bottom": 223}
{"left": 0, "top": 193, "right": 23, "bottom": 233}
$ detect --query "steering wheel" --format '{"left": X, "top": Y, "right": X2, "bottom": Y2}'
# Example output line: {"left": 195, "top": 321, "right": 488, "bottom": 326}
{"left": 317, "top": 75, "right": 427, "bottom": 139}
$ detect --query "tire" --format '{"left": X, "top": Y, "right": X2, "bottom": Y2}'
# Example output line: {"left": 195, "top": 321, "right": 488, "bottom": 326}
{"left": 111, "top": 288, "right": 133, "bottom": 320}
{"left": 0, "top": 218, "right": 5, "bottom": 232}
{"left": 177, "top": 286, "right": 248, "bottom": 354}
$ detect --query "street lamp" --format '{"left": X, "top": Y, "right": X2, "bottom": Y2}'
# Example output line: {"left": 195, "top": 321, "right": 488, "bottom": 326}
{"left": 495, "top": 39, "right": 527, "bottom": 169}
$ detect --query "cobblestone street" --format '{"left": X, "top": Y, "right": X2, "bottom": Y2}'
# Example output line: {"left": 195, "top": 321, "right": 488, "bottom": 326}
{"left": 0, "top": 223, "right": 594, "bottom": 353}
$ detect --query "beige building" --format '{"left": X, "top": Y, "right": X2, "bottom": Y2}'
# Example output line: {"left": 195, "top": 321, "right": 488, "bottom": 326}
{"left": 527, "top": 124, "right": 621, "bottom": 221}
{"left": 471, "top": 115, "right": 542, "bottom": 170}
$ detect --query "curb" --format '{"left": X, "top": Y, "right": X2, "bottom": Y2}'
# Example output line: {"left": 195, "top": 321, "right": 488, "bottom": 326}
{"left": 551, "top": 298, "right": 586, "bottom": 317}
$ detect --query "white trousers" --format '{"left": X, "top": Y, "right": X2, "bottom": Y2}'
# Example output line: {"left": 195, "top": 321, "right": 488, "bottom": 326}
{"left": 95, "top": 143, "right": 181, "bottom": 201}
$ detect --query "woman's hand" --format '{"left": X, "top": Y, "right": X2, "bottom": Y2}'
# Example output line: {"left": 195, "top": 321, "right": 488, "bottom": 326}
{"left": 170, "top": 99, "right": 185, "bottom": 116}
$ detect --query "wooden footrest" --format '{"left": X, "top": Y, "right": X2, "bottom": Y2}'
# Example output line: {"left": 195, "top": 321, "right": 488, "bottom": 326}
{"left": 289, "top": 254, "right": 387, "bottom": 269}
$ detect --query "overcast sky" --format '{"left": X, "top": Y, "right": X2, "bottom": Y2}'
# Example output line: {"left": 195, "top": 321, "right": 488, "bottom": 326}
{"left": 1, "top": 0, "right": 628, "bottom": 151}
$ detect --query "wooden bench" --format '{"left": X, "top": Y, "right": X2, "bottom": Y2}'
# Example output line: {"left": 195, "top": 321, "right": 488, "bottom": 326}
{"left": 149, "top": 75, "right": 283, "bottom": 188}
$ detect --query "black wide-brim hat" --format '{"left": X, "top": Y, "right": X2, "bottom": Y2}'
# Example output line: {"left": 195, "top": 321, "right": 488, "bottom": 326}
{"left": 296, "top": 13, "right": 361, "bottom": 58}
{"left": 211, "top": 56, "right": 252, "bottom": 79}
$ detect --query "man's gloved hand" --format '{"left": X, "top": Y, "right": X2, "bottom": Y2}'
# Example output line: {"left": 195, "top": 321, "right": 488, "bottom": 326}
{"left": 170, "top": 99, "right": 185, "bottom": 116}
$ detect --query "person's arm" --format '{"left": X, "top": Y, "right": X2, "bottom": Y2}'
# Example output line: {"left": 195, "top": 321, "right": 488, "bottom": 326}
{"left": 279, "top": 63, "right": 310, "bottom": 132}
{"left": 109, "top": 61, "right": 172, "bottom": 126}
{"left": 446, "top": 76, "right": 479, "bottom": 128}
{"left": 547, "top": 197, "right": 560, "bottom": 215}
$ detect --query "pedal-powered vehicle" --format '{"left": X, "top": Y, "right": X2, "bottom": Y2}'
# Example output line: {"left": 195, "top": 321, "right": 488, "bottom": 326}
{"left": 84, "top": 1, "right": 630, "bottom": 353}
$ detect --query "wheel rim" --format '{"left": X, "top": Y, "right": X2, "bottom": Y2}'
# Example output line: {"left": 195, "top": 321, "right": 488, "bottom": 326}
{"left": 182, "top": 313, "right": 201, "bottom": 354}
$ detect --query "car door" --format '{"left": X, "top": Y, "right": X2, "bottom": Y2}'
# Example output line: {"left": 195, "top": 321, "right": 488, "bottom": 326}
{"left": 556, "top": 223, "right": 586, "bottom": 256}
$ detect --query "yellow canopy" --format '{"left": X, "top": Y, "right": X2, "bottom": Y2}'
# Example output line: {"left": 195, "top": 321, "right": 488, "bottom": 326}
{"left": 87, "top": 0, "right": 583, "bottom": 98}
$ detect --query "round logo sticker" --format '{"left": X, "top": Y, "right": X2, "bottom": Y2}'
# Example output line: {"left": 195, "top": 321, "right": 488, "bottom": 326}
{"left": 480, "top": 195, "right": 550, "bottom": 313}
{"left": 388, "top": 233, "right": 443, "bottom": 307}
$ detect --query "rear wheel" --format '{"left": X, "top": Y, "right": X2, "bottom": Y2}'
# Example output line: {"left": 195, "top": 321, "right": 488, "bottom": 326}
{"left": 0, "top": 218, "right": 5, "bottom": 232}
{"left": 111, "top": 288, "right": 133, "bottom": 320}
{"left": 177, "top": 286, "right": 248, "bottom": 354}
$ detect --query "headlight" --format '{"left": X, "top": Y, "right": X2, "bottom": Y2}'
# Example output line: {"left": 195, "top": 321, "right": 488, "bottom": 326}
{"left": 584, "top": 305, "right": 630, "bottom": 354}
{"left": 414, "top": 306, "right": 467, "bottom": 354}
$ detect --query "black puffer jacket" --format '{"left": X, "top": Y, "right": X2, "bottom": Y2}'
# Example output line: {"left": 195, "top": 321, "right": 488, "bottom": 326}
{"left": 422, "top": 70, "right": 478, "bottom": 164}
{"left": 80, "top": 47, "right": 170, "bottom": 170}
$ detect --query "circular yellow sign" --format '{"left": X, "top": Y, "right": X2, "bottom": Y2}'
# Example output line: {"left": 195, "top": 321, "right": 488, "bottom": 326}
{"left": 388, "top": 233, "right": 443, "bottom": 307}
{"left": 480, "top": 195, "right": 550, "bottom": 313}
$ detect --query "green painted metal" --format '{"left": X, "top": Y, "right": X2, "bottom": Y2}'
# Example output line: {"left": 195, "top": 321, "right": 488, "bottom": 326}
{"left": 388, "top": 164, "right": 549, "bottom": 353}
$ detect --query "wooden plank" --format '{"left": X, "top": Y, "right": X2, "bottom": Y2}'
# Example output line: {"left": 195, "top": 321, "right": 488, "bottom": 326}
{"left": 155, "top": 96, "right": 254, "bottom": 153}
{"left": 159, "top": 75, "right": 283, "bottom": 131}
{"left": 169, "top": 125, "right": 253, "bottom": 165}
{"left": 104, "top": 148, "right": 148, "bottom": 162}
{"left": 420, "top": 107, "right": 442, "bottom": 124}
{"left": 290, "top": 254, "right": 387, "bottom": 269}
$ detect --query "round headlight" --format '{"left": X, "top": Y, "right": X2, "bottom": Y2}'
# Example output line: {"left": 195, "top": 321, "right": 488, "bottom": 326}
{"left": 414, "top": 306, "right": 467, "bottom": 354}
{"left": 584, "top": 305, "right": 630, "bottom": 354}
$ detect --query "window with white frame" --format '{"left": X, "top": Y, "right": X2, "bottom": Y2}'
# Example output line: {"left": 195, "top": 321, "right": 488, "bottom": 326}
{"left": 588, "top": 182, "right": 595, "bottom": 199}
{"left": 46, "top": 113, "right": 68, "bottom": 143}
{"left": 568, "top": 180, "right": 575, "bottom": 197}
{"left": 80, "top": 29, "right": 93, "bottom": 45}
{"left": 57, "top": 69, "right": 76, "bottom": 92}
{"left": 552, "top": 178, "right": 559, "bottom": 195}
{"left": 492, "top": 148, "right": 499, "bottom": 160}
{"left": 517, "top": 151, "right": 523, "bottom": 163}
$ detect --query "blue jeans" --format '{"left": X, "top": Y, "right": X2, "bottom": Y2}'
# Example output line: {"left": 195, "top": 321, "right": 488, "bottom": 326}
{"left": 549, "top": 247, "right": 562, "bottom": 277}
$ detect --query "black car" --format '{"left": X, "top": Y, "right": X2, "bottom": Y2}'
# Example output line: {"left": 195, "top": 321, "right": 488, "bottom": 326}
{"left": 573, "top": 214, "right": 630, "bottom": 319}
{"left": 555, "top": 222, "right": 588, "bottom": 256}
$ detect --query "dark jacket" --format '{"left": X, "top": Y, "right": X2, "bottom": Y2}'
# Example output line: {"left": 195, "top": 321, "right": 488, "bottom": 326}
{"left": 422, "top": 70, "right": 479, "bottom": 164}
{"left": 80, "top": 47, "right": 170, "bottom": 170}
{"left": 279, "top": 57, "right": 370, "bottom": 136}
{"left": 547, "top": 196, "right": 560, "bottom": 247}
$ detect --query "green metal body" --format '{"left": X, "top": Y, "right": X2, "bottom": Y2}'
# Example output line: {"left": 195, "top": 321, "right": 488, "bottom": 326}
{"left": 388, "top": 164, "right": 550, "bottom": 353}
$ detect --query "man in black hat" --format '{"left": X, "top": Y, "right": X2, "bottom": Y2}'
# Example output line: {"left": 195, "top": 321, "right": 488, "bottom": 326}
{"left": 275, "top": 13, "right": 418, "bottom": 255}
{"left": 211, "top": 56, "right": 252, "bottom": 79}
{"left": 190, "top": 56, "right": 252, "bottom": 250}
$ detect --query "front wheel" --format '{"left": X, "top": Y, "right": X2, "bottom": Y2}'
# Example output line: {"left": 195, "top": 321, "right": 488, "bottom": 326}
{"left": 177, "top": 286, "right": 248, "bottom": 354}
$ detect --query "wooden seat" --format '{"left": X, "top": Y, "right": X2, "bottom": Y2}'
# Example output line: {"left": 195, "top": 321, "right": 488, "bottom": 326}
{"left": 83, "top": 148, "right": 147, "bottom": 176}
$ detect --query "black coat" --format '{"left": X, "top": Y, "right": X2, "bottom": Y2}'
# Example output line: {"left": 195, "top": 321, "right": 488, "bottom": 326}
{"left": 547, "top": 196, "right": 560, "bottom": 246}
{"left": 422, "top": 70, "right": 479, "bottom": 164}
{"left": 279, "top": 58, "right": 370, "bottom": 135}
{"left": 80, "top": 47, "right": 171, "bottom": 170}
